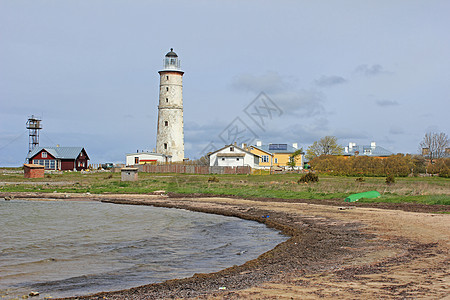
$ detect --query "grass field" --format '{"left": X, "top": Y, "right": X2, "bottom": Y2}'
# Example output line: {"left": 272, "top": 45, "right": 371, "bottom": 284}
{"left": 1, "top": 169, "right": 449, "bottom": 205}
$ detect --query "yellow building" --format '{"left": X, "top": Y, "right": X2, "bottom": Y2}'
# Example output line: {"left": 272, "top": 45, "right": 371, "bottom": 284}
{"left": 248, "top": 142, "right": 304, "bottom": 169}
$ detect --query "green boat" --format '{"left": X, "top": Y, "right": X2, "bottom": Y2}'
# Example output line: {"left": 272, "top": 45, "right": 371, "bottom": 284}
{"left": 345, "top": 191, "right": 381, "bottom": 202}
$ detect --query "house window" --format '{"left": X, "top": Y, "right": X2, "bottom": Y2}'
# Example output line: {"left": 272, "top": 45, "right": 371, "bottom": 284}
{"left": 274, "top": 158, "right": 278, "bottom": 164}
{"left": 42, "top": 152, "right": 47, "bottom": 158}
{"left": 261, "top": 155, "right": 269, "bottom": 163}
{"left": 135, "top": 157, "right": 139, "bottom": 164}
{"left": 164, "top": 121, "right": 168, "bottom": 126}
{"left": 364, "top": 149, "right": 372, "bottom": 155}
{"left": 164, "top": 143, "right": 168, "bottom": 150}
{"left": 33, "top": 159, "right": 56, "bottom": 170}
{"left": 230, "top": 147, "right": 234, "bottom": 152}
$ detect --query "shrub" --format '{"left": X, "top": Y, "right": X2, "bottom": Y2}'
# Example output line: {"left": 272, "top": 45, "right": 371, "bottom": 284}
{"left": 385, "top": 174, "right": 395, "bottom": 185}
{"left": 355, "top": 177, "right": 365, "bottom": 182}
{"left": 298, "top": 173, "right": 319, "bottom": 183}
{"left": 208, "top": 176, "right": 219, "bottom": 183}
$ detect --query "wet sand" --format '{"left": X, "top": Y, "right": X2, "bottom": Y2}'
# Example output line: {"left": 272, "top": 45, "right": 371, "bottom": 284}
{"left": 2, "top": 192, "right": 449, "bottom": 299}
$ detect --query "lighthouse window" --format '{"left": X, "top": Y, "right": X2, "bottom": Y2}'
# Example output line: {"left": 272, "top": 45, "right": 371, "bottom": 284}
{"left": 166, "top": 76, "right": 169, "bottom": 80}
{"left": 166, "top": 98, "right": 168, "bottom": 103}
{"left": 166, "top": 87, "right": 169, "bottom": 91}
{"left": 164, "top": 143, "right": 168, "bottom": 150}
{"left": 164, "top": 121, "right": 168, "bottom": 126}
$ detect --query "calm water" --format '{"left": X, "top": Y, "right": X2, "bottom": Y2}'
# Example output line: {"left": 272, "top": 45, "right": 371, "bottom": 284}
{"left": 0, "top": 199, "right": 286, "bottom": 299}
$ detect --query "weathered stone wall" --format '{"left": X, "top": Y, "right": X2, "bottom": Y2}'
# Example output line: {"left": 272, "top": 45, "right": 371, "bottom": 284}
{"left": 156, "top": 71, "right": 184, "bottom": 162}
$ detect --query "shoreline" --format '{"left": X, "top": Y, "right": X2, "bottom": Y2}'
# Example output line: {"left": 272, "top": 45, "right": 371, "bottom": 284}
{"left": 2, "top": 192, "right": 449, "bottom": 299}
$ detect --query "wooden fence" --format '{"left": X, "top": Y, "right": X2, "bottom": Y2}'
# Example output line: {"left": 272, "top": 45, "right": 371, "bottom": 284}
{"left": 139, "top": 164, "right": 252, "bottom": 175}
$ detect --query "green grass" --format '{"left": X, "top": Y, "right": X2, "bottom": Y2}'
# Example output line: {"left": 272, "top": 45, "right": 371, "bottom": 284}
{"left": 358, "top": 194, "right": 450, "bottom": 205}
{"left": 1, "top": 169, "right": 449, "bottom": 205}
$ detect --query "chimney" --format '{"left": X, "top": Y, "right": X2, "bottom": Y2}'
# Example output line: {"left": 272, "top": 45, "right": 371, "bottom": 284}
{"left": 256, "top": 140, "right": 262, "bottom": 147}
{"left": 345, "top": 146, "right": 349, "bottom": 153}
{"left": 292, "top": 143, "right": 298, "bottom": 149}
{"left": 371, "top": 141, "right": 376, "bottom": 148}
{"left": 348, "top": 143, "right": 353, "bottom": 151}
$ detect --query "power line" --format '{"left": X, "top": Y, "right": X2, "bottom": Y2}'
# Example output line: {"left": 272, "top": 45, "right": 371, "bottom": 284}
{"left": 0, "top": 131, "right": 27, "bottom": 151}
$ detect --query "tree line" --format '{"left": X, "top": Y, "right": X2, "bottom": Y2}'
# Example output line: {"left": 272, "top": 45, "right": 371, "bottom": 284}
{"left": 306, "top": 132, "right": 449, "bottom": 177}
{"left": 310, "top": 154, "right": 449, "bottom": 177}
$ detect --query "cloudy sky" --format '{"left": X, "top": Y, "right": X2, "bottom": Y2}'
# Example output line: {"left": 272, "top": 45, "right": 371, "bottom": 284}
{"left": 1, "top": 1, "right": 449, "bottom": 166}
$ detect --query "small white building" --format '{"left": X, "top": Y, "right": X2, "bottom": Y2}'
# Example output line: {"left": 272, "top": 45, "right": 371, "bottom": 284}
{"left": 208, "top": 144, "right": 260, "bottom": 168}
{"left": 126, "top": 152, "right": 172, "bottom": 166}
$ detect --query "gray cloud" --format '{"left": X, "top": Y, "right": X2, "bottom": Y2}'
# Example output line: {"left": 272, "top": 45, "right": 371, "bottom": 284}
{"left": 273, "top": 90, "right": 326, "bottom": 117}
{"left": 231, "top": 71, "right": 288, "bottom": 93}
{"left": 389, "top": 126, "right": 405, "bottom": 135}
{"left": 314, "top": 75, "right": 347, "bottom": 87}
{"left": 375, "top": 99, "right": 399, "bottom": 106}
{"left": 232, "top": 72, "right": 326, "bottom": 118}
{"left": 355, "top": 64, "right": 389, "bottom": 76}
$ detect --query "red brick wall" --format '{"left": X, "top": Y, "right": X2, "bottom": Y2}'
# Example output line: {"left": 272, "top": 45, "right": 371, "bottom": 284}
{"left": 24, "top": 165, "right": 44, "bottom": 178}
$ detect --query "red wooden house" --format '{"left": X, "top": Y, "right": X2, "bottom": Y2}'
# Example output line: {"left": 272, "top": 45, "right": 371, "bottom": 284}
{"left": 27, "top": 146, "right": 90, "bottom": 171}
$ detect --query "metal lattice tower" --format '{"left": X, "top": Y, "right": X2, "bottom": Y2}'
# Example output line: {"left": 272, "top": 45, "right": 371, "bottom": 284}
{"left": 26, "top": 115, "right": 42, "bottom": 153}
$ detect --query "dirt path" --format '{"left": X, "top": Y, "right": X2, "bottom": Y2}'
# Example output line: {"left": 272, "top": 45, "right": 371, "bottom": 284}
{"left": 2, "top": 192, "right": 449, "bottom": 299}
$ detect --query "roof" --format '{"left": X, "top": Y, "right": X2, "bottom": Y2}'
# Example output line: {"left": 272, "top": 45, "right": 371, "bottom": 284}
{"left": 165, "top": 48, "right": 178, "bottom": 57}
{"left": 252, "top": 143, "right": 301, "bottom": 154}
{"left": 217, "top": 153, "right": 245, "bottom": 157}
{"left": 208, "top": 144, "right": 260, "bottom": 157}
{"left": 344, "top": 145, "right": 393, "bottom": 157}
{"left": 126, "top": 152, "right": 171, "bottom": 158}
{"left": 23, "top": 163, "right": 44, "bottom": 169}
{"left": 27, "top": 147, "right": 88, "bottom": 160}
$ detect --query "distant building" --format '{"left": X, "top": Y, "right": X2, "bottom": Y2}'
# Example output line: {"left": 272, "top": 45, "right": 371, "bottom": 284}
{"left": 343, "top": 142, "right": 393, "bottom": 157}
{"left": 208, "top": 144, "right": 260, "bottom": 168}
{"left": 248, "top": 141, "right": 303, "bottom": 169}
{"left": 126, "top": 151, "right": 172, "bottom": 166}
{"left": 27, "top": 146, "right": 89, "bottom": 171}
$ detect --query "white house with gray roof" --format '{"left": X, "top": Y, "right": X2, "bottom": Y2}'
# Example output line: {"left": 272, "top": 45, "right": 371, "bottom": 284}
{"left": 208, "top": 144, "right": 260, "bottom": 168}
{"left": 344, "top": 142, "right": 393, "bottom": 157}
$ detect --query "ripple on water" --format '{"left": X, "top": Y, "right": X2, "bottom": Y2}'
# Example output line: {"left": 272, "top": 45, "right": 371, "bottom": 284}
{"left": 0, "top": 199, "right": 287, "bottom": 299}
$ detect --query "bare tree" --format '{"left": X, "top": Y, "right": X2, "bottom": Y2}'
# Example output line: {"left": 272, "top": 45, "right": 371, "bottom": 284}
{"left": 306, "top": 136, "right": 343, "bottom": 160}
{"left": 419, "top": 132, "right": 449, "bottom": 163}
{"left": 185, "top": 155, "right": 210, "bottom": 166}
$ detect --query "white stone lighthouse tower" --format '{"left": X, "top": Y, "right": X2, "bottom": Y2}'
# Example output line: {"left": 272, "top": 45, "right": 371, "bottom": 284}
{"left": 156, "top": 48, "right": 184, "bottom": 162}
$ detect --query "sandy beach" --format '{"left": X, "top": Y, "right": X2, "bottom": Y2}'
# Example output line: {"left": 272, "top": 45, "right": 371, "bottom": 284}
{"left": 2, "top": 192, "right": 449, "bottom": 299}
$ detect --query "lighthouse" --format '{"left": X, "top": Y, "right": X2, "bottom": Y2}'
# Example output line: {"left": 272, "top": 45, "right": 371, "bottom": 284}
{"left": 156, "top": 48, "right": 185, "bottom": 162}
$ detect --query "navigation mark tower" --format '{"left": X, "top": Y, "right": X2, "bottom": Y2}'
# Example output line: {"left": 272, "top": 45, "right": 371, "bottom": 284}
{"left": 156, "top": 48, "right": 185, "bottom": 162}
{"left": 26, "top": 115, "right": 42, "bottom": 154}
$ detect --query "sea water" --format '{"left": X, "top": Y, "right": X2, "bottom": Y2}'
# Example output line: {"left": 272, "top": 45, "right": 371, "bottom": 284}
{"left": 0, "top": 199, "right": 287, "bottom": 299}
